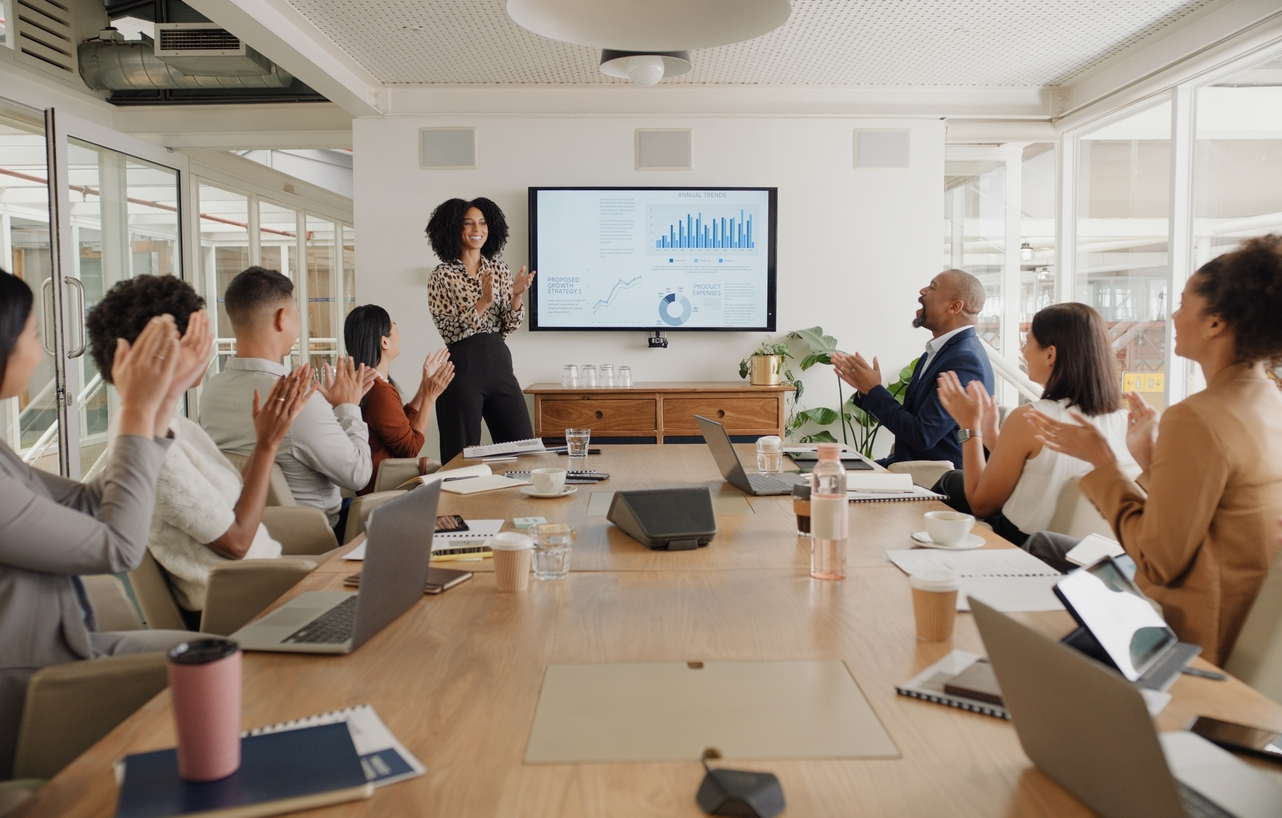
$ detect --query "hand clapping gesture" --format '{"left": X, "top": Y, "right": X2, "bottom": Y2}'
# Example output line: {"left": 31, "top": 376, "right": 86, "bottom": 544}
{"left": 421, "top": 348, "right": 455, "bottom": 403}
{"left": 317, "top": 355, "right": 367, "bottom": 408}
{"left": 936, "top": 371, "right": 994, "bottom": 435}
{"left": 111, "top": 315, "right": 180, "bottom": 438}
{"left": 831, "top": 351, "right": 882, "bottom": 395}
{"left": 476, "top": 267, "right": 495, "bottom": 315}
{"left": 511, "top": 266, "right": 536, "bottom": 299}
{"left": 154, "top": 310, "right": 215, "bottom": 434}
{"left": 252, "top": 366, "right": 316, "bottom": 450}
{"left": 1027, "top": 407, "right": 1117, "bottom": 469}
{"left": 1124, "top": 391, "right": 1160, "bottom": 471}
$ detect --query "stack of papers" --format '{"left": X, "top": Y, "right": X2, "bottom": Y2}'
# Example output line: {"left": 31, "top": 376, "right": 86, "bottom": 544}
{"left": 344, "top": 519, "right": 505, "bottom": 561}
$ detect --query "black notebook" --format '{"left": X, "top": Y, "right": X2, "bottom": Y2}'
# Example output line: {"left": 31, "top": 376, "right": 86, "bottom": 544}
{"left": 114, "top": 722, "right": 372, "bottom": 818}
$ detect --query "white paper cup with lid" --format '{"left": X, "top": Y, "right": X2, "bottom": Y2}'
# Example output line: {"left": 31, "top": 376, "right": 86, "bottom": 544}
{"left": 490, "top": 532, "right": 533, "bottom": 592}
{"left": 909, "top": 569, "right": 961, "bottom": 642}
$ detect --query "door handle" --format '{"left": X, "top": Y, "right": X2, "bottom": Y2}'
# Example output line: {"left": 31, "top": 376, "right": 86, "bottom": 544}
{"left": 65, "top": 277, "right": 87, "bottom": 358}
{"left": 40, "top": 278, "right": 57, "bottom": 356}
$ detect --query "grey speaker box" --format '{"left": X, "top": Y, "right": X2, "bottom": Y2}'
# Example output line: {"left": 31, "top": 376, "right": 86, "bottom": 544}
{"left": 420, "top": 127, "right": 476, "bottom": 169}
{"left": 607, "top": 487, "right": 716, "bottom": 551}
{"left": 636, "top": 129, "right": 693, "bottom": 171}
{"left": 854, "top": 130, "right": 910, "bottom": 169}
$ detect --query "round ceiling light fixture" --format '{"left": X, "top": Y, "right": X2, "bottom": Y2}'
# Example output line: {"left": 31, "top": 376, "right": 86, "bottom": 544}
{"left": 599, "top": 50, "right": 691, "bottom": 87}
{"left": 508, "top": 0, "right": 789, "bottom": 86}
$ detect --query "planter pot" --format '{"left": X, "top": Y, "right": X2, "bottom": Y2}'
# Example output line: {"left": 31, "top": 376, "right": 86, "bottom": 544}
{"left": 749, "top": 354, "right": 783, "bottom": 386}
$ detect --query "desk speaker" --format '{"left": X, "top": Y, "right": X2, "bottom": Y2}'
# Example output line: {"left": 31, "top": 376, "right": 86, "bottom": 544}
{"left": 607, "top": 488, "right": 716, "bottom": 551}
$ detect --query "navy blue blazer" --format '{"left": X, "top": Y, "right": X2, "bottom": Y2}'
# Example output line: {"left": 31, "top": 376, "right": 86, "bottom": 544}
{"left": 855, "top": 326, "right": 994, "bottom": 466}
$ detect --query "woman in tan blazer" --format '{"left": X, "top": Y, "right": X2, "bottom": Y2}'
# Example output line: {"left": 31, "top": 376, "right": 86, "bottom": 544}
{"left": 1028, "top": 236, "right": 1282, "bottom": 666}
{"left": 0, "top": 269, "right": 204, "bottom": 778}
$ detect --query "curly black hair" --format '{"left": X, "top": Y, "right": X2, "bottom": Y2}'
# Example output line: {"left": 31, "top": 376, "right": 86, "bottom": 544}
{"left": 86, "top": 275, "right": 204, "bottom": 384}
{"left": 424, "top": 197, "right": 509, "bottom": 262}
{"left": 1193, "top": 234, "right": 1282, "bottom": 367}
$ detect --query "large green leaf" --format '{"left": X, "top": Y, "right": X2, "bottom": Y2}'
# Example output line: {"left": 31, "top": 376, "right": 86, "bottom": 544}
{"left": 800, "top": 430, "right": 839, "bottom": 444}
{"left": 788, "top": 326, "right": 838, "bottom": 355}
{"left": 799, "top": 352, "right": 832, "bottom": 371}
{"left": 796, "top": 406, "right": 839, "bottom": 426}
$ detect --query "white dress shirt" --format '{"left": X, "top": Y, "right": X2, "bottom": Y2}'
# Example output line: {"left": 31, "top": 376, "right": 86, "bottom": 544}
{"left": 199, "top": 358, "right": 371, "bottom": 525}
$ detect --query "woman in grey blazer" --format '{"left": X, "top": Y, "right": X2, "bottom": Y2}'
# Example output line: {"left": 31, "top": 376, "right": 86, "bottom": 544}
{"left": 0, "top": 269, "right": 203, "bottom": 778}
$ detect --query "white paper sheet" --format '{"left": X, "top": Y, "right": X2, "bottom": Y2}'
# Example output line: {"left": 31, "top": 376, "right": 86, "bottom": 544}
{"left": 886, "top": 548, "right": 1065, "bottom": 612}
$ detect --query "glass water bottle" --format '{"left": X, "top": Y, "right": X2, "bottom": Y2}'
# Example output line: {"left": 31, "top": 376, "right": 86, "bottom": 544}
{"left": 809, "top": 443, "right": 847, "bottom": 580}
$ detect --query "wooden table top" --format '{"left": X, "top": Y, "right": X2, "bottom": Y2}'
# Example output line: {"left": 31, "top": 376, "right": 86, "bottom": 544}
{"left": 18, "top": 446, "right": 1282, "bottom": 817}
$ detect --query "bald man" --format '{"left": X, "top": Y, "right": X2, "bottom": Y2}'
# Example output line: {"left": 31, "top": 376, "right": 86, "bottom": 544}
{"left": 833, "top": 269, "right": 994, "bottom": 466}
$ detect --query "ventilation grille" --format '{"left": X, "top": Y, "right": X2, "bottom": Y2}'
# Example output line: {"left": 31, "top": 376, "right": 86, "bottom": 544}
{"left": 420, "top": 128, "right": 476, "bottom": 169}
{"left": 155, "top": 24, "right": 245, "bottom": 57}
{"left": 636, "top": 130, "right": 692, "bottom": 171}
{"left": 854, "top": 130, "right": 910, "bottom": 169}
{"left": 14, "top": 0, "right": 75, "bottom": 76}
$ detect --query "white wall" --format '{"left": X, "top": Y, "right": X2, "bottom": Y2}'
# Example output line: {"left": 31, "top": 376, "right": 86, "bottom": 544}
{"left": 353, "top": 114, "right": 945, "bottom": 459}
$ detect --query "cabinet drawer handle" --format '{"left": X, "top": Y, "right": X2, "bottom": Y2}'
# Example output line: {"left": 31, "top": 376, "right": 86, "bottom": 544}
{"left": 716, "top": 409, "right": 726, "bottom": 418}
{"left": 594, "top": 410, "right": 604, "bottom": 419}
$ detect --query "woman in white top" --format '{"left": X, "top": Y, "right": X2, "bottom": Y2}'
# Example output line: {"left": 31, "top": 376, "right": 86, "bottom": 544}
{"left": 86, "top": 276, "right": 314, "bottom": 626}
{"left": 933, "top": 302, "right": 1137, "bottom": 546}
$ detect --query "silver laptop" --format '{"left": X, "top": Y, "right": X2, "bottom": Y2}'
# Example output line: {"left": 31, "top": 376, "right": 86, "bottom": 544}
{"left": 971, "top": 596, "right": 1282, "bottom": 818}
{"left": 694, "top": 415, "right": 809, "bottom": 496}
{"left": 231, "top": 482, "right": 440, "bottom": 654}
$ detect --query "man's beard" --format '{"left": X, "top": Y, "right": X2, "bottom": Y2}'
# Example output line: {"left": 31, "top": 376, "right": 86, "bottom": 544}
{"left": 912, "top": 312, "right": 925, "bottom": 329}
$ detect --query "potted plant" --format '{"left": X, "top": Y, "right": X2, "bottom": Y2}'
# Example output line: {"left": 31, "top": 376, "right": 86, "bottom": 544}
{"left": 739, "top": 339, "right": 792, "bottom": 386}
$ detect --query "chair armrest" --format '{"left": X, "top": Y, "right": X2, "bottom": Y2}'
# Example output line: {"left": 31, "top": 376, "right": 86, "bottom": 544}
{"left": 887, "top": 460, "right": 954, "bottom": 489}
{"left": 342, "top": 490, "right": 408, "bottom": 544}
{"left": 12, "top": 653, "right": 169, "bottom": 780}
{"left": 374, "top": 457, "right": 437, "bottom": 493}
{"left": 80, "top": 575, "right": 144, "bottom": 632}
{"left": 199, "top": 558, "right": 319, "bottom": 637}
{"left": 261, "top": 506, "right": 339, "bottom": 556}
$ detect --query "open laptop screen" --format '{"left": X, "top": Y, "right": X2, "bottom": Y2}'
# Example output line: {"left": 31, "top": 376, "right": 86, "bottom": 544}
{"left": 1054, "top": 558, "right": 1178, "bottom": 681}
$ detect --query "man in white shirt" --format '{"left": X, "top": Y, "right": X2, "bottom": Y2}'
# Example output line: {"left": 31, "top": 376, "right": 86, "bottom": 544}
{"left": 200, "top": 267, "right": 375, "bottom": 538}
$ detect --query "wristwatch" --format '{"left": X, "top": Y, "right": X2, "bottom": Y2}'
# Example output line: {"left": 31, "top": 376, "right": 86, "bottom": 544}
{"left": 956, "top": 428, "right": 981, "bottom": 443}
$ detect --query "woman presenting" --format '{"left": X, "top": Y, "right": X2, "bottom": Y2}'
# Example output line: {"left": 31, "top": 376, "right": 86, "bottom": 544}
{"left": 425, "top": 197, "right": 535, "bottom": 463}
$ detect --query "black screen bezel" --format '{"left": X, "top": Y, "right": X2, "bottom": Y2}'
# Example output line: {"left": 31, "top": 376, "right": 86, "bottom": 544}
{"left": 527, "top": 186, "right": 778, "bottom": 332}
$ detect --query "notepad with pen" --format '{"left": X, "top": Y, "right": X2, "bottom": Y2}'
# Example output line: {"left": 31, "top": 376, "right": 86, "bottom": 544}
{"left": 895, "top": 650, "right": 1010, "bottom": 721}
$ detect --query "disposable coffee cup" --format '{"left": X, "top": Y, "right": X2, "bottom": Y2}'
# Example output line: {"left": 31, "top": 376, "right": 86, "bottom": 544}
{"left": 924, "top": 510, "right": 975, "bottom": 547}
{"left": 909, "top": 570, "right": 961, "bottom": 642}
{"left": 530, "top": 468, "right": 567, "bottom": 494}
{"left": 167, "top": 638, "right": 242, "bottom": 781}
{"left": 491, "top": 532, "right": 533, "bottom": 592}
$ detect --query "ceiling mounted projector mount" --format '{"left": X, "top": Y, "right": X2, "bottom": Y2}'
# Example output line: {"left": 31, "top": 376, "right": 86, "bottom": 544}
{"left": 507, "top": 0, "right": 790, "bottom": 86}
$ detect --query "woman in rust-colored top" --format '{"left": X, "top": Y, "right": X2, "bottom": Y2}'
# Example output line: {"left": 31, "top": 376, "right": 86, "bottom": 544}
{"left": 344, "top": 305, "right": 454, "bottom": 495}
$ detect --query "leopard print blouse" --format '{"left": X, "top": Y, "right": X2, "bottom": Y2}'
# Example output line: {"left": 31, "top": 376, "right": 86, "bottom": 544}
{"left": 426, "top": 257, "right": 525, "bottom": 344}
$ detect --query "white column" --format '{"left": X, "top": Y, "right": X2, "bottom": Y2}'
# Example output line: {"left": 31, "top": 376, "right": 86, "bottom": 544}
{"left": 1166, "top": 86, "right": 1196, "bottom": 407}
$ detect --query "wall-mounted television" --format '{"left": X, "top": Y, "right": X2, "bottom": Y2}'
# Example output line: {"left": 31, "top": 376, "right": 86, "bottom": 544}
{"left": 528, "top": 187, "right": 777, "bottom": 332}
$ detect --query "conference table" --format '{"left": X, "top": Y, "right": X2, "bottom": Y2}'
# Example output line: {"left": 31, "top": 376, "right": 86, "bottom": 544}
{"left": 18, "top": 445, "right": 1282, "bottom": 817}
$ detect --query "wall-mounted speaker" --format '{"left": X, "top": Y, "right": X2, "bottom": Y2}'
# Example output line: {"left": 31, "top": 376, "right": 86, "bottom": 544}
{"left": 607, "top": 487, "right": 716, "bottom": 550}
{"left": 420, "top": 127, "right": 476, "bottom": 169}
{"left": 853, "top": 130, "right": 910, "bottom": 169}
{"left": 636, "top": 129, "right": 693, "bottom": 171}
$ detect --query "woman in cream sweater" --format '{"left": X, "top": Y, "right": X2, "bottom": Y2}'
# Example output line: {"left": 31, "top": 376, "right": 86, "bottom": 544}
{"left": 86, "top": 276, "right": 313, "bottom": 626}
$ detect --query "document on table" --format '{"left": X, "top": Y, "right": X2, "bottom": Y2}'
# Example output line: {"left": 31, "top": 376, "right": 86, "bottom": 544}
{"left": 886, "top": 549, "right": 1065, "bottom": 612}
{"left": 245, "top": 704, "right": 425, "bottom": 787}
{"left": 344, "top": 519, "right": 505, "bottom": 560}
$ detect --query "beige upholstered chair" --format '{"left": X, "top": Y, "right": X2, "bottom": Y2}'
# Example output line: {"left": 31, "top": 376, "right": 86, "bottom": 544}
{"left": 219, "top": 450, "right": 295, "bottom": 506}
{"left": 80, "top": 575, "right": 145, "bottom": 632}
{"left": 373, "top": 457, "right": 440, "bottom": 493}
{"left": 887, "top": 460, "right": 953, "bottom": 489}
{"left": 1045, "top": 475, "right": 1114, "bottom": 540}
{"left": 1225, "top": 551, "right": 1282, "bottom": 705}
{"left": 343, "top": 489, "right": 407, "bottom": 544}
{"left": 260, "top": 506, "right": 338, "bottom": 555}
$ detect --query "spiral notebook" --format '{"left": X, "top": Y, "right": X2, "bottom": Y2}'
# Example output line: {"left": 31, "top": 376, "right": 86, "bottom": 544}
{"left": 886, "top": 549, "right": 1064, "bottom": 612}
{"left": 246, "top": 704, "right": 425, "bottom": 787}
{"left": 896, "top": 650, "right": 1010, "bottom": 721}
{"left": 462, "top": 438, "right": 546, "bottom": 458}
{"left": 847, "top": 486, "right": 944, "bottom": 503}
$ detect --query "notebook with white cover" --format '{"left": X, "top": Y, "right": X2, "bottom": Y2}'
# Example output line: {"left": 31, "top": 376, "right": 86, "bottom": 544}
{"left": 846, "top": 473, "right": 913, "bottom": 493}
{"left": 1065, "top": 533, "right": 1125, "bottom": 567}
{"left": 441, "top": 474, "right": 527, "bottom": 494}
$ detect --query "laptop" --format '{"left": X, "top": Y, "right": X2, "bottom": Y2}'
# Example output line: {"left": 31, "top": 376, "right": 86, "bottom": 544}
{"left": 231, "top": 482, "right": 440, "bottom": 654}
{"left": 971, "top": 596, "right": 1282, "bottom": 818}
{"left": 1054, "top": 557, "right": 1200, "bottom": 691}
{"left": 694, "top": 415, "right": 809, "bottom": 495}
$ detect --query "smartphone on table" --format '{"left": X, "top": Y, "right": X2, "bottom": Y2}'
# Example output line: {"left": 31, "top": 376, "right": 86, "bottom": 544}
{"left": 1187, "top": 715, "right": 1282, "bottom": 763}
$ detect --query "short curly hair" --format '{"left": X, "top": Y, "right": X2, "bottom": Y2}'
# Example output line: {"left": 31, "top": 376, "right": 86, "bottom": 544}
{"left": 1193, "top": 234, "right": 1282, "bottom": 367}
{"left": 424, "top": 197, "right": 509, "bottom": 262}
{"left": 86, "top": 275, "right": 204, "bottom": 384}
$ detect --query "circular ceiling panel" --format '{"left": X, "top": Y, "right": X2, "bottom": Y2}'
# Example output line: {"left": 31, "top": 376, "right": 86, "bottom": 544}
{"left": 506, "top": 0, "right": 790, "bottom": 52}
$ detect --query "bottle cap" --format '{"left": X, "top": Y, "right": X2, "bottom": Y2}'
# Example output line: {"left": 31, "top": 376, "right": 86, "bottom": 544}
{"left": 816, "top": 443, "right": 841, "bottom": 461}
{"left": 909, "top": 570, "right": 961, "bottom": 593}
{"left": 791, "top": 481, "right": 811, "bottom": 500}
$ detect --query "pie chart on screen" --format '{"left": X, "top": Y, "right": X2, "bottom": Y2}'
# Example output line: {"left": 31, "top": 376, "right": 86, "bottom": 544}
{"left": 658, "top": 293, "right": 692, "bottom": 326}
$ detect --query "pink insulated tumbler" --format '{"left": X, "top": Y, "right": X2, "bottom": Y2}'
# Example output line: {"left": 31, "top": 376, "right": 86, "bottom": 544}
{"left": 167, "top": 638, "right": 242, "bottom": 782}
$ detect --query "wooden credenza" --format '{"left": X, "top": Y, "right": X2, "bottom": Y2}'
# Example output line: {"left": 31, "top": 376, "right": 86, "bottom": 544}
{"left": 524, "top": 381, "right": 793, "bottom": 443}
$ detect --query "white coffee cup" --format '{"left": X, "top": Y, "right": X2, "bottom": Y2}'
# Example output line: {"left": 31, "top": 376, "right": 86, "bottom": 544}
{"left": 531, "top": 468, "right": 567, "bottom": 495}
{"left": 924, "top": 510, "right": 975, "bottom": 547}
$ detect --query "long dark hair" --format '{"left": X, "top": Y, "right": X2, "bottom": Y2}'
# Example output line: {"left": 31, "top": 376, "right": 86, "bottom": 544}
{"left": 0, "top": 269, "right": 35, "bottom": 390}
{"left": 424, "top": 197, "right": 509, "bottom": 262}
{"left": 343, "top": 304, "right": 396, "bottom": 406}
{"left": 1030, "top": 302, "right": 1122, "bottom": 416}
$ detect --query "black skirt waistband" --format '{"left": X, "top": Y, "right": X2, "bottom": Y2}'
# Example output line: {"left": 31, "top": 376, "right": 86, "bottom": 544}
{"left": 447, "top": 331, "right": 505, "bottom": 349}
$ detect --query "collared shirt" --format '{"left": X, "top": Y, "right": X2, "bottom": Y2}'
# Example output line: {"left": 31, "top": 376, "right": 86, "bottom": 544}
{"left": 920, "top": 325, "right": 974, "bottom": 375}
{"left": 427, "top": 257, "right": 525, "bottom": 345}
{"left": 199, "top": 357, "right": 371, "bottom": 525}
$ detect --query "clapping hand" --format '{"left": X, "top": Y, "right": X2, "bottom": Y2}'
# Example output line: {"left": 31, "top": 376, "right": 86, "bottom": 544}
{"left": 1124, "top": 392, "right": 1160, "bottom": 471}
{"left": 477, "top": 267, "right": 495, "bottom": 314}
{"left": 318, "top": 355, "right": 365, "bottom": 408}
{"left": 112, "top": 315, "right": 180, "bottom": 438}
{"left": 832, "top": 351, "right": 882, "bottom": 395}
{"left": 936, "top": 370, "right": 990, "bottom": 432}
{"left": 512, "top": 265, "right": 536, "bottom": 298}
{"left": 1027, "top": 407, "right": 1117, "bottom": 469}
{"left": 422, "top": 349, "right": 455, "bottom": 402}
{"left": 155, "top": 310, "right": 215, "bottom": 434}
{"left": 252, "top": 365, "right": 316, "bottom": 449}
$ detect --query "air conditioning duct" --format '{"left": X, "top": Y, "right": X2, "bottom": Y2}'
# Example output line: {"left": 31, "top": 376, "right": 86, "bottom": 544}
{"left": 78, "top": 26, "right": 294, "bottom": 90}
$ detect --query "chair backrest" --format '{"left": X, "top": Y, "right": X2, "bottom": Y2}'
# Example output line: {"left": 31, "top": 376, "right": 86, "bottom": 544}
{"left": 1046, "top": 475, "right": 1114, "bottom": 540}
{"left": 80, "top": 575, "right": 145, "bottom": 632}
{"left": 1225, "top": 550, "right": 1282, "bottom": 704}
{"left": 343, "top": 490, "right": 408, "bottom": 544}
{"left": 260, "top": 505, "right": 339, "bottom": 555}
{"left": 126, "top": 551, "right": 187, "bottom": 631}
{"left": 886, "top": 460, "right": 953, "bottom": 489}
{"left": 219, "top": 450, "right": 296, "bottom": 506}
{"left": 374, "top": 457, "right": 438, "bottom": 493}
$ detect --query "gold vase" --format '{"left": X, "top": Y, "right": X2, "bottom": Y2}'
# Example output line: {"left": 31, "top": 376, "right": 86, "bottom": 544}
{"left": 749, "top": 354, "right": 783, "bottom": 386}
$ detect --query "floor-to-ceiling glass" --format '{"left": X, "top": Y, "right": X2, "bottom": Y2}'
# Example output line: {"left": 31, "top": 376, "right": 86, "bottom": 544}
{"left": 1076, "top": 101, "right": 1173, "bottom": 408}
{"left": 943, "top": 156, "right": 1006, "bottom": 351}
{"left": 197, "top": 184, "right": 250, "bottom": 371}
{"left": 305, "top": 214, "right": 337, "bottom": 369}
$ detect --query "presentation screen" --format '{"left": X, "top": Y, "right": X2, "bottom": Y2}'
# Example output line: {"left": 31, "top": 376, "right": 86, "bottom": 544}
{"left": 528, "top": 187, "right": 777, "bottom": 331}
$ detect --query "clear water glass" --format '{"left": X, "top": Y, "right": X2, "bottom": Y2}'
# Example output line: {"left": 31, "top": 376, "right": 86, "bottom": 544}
{"left": 756, "top": 435, "right": 783, "bottom": 474}
{"left": 599, "top": 363, "right": 615, "bottom": 388}
{"left": 580, "top": 364, "right": 597, "bottom": 388}
{"left": 561, "top": 364, "right": 578, "bottom": 388}
{"left": 532, "top": 523, "right": 575, "bottom": 580}
{"left": 565, "top": 427, "right": 591, "bottom": 458}
{"left": 618, "top": 366, "right": 632, "bottom": 387}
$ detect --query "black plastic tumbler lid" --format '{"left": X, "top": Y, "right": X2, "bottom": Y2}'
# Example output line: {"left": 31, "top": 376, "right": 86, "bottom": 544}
{"left": 791, "top": 482, "right": 811, "bottom": 500}
{"left": 168, "top": 638, "right": 239, "bottom": 665}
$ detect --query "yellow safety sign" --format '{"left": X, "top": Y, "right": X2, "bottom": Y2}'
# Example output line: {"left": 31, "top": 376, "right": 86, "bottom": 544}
{"left": 1122, "top": 372, "right": 1164, "bottom": 392}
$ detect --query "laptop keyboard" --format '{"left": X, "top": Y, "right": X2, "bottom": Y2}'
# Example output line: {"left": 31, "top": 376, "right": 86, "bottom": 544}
{"left": 749, "top": 474, "right": 795, "bottom": 491}
{"left": 1178, "top": 781, "right": 1234, "bottom": 818}
{"left": 284, "top": 596, "right": 358, "bottom": 645}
